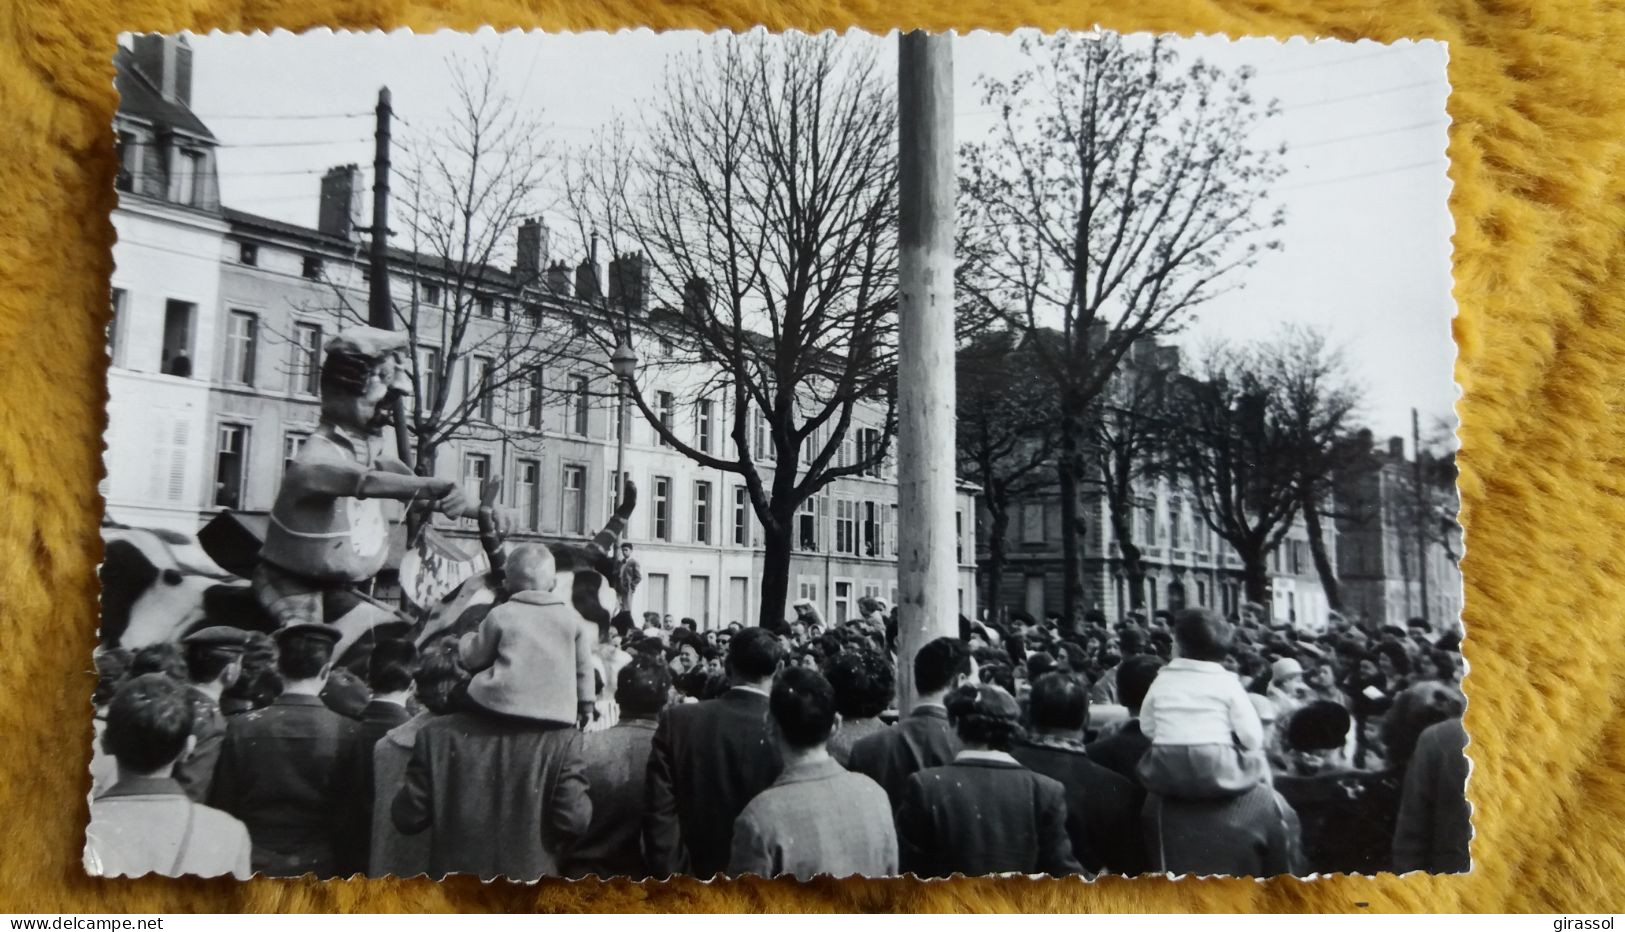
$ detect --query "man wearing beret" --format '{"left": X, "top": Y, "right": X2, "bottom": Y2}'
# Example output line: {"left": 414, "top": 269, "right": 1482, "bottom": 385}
{"left": 173, "top": 626, "right": 248, "bottom": 802}
{"left": 209, "top": 624, "right": 360, "bottom": 877}
{"left": 255, "top": 327, "right": 513, "bottom": 630}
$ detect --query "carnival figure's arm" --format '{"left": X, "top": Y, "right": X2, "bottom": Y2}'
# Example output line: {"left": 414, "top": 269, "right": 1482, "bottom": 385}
{"left": 292, "top": 459, "right": 457, "bottom": 505}
{"left": 585, "top": 480, "right": 639, "bottom": 559}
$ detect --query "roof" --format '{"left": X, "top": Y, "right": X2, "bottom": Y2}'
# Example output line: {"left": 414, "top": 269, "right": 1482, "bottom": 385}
{"left": 223, "top": 208, "right": 355, "bottom": 251}
{"left": 113, "top": 47, "right": 215, "bottom": 142}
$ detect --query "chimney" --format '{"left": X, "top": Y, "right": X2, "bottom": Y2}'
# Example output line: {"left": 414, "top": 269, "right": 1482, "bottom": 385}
{"left": 608, "top": 253, "right": 650, "bottom": 315}
{"left": 682, "top": 276, "right": 712, "bottom": 319}
{"left": 575, "top": 258, "right": 601, "bottom": 301}
{"left": 546, "top": 260, "right": 571, "bottom": 295}
{"left": 1388, "top": 436, "right": 1406, "bottom": 460}
{"left": 514, "top": 218, "right": 548, "bottom": 290}
{"left": 317, "top": 165, "right": 363, "bottom": 240}
{"left": 132, "top": 35, "right": 194, "bottom": 106}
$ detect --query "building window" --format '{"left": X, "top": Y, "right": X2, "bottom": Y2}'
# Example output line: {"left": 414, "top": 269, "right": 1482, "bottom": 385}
{"left": 562, "top": 464, "right": 586, "bottom": 535}
{"left": 857, "top": 427, "right": 884, "bottom": 477}
{"left": 568, "top": 374, "right": 590, "bottom": 436}
{"left": 108, "top": 288, "right": 126, "bottom": 366}
{"left": 173, "top": 148, "right": 205, "bottom": 206}
{"left": 834, "top": 581, "right": 853, "bottom": 624}
{"left": 956, "top": 511, "right": 965, "bottom": 563}
{"left": 647, "top": 574, "right": 670, "bottom": 614}
{"left": 798, "top": 497, "right": 820, "bottom": 552}
{"left": 651, "top": 476, "right": 672, "bottom": 541}
{"left": 523, "top": 304, "right": 543, "bottom": 328}
{"left": 281, "top": 431, "right": 308, "bottom": 477}
{"left": 1022, "top": 503, "right": 1045, "bottom": 544}
{"left": 115, "top": 130, "right": 138, "bottom": 192}
{"left": 161, "top": 299, "right": 194, "bottom": 377}
{"left": 462, "top": 452, "right": 490, "bottom": 503}
{"left": 301, "top": 255, "right": 323, "bottom": 280}
{"left": 694, "top": 481, "right": 712, "bottom": 545}
{"left": 834, "top": 498, "right": 857, "bottom": 555}
{"left": 477, "top": 295, "right": 495, "bottom": 318}
{"left": 752, "top": 407, "right": 771, "bottom": 461}
{"left": 797, "top": 577, "right": 821, "bottom": 609}
{"left": 417, "top": 347, "right": 441, "bottom": 408}
{"left": 421, "top": 281, "right": 442, "bottom": 307}
{"left": 468, "top": 355, "right": 495, "bottom": 422}
{"left": 656, "top": 391, "right": 674, "bottom": 447}
{"left": 524, "top": 367, "right": 544, "bottom": 430}
{"left": 689, "top": 576, "right": 711, "bottom": 626}
{"left": 214, "top": 424, "right": 249, "bottom": 509}
{"left": 289, "top": 323, "right": 322, "bottom": 397}
{"left": 733, "top": 486, "right": 749, "bottom": 546}
{"left": 238, "top": 242, "right": 258, "bottom": 267}
{"left": 696, "top": 398, "right": 714, "bottom": 453}
{"left": 224, "top": 310, "right": 258, "bottom": 386}
{"left": 889, "top": 504, "right": 899, "bottom": 556}
{"left": 862, "top": 501, "right": 881, "bottom": 557}
{"left": 515, "top": 459, "right": 540, "bottom": 531}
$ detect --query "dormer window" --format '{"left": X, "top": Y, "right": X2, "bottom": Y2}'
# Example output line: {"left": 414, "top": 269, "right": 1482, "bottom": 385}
{"left": 422, "top": 282, "right": 442, "bottom": 306}
{"left": 239, "top": 242, "right": 259, "bottom": 266}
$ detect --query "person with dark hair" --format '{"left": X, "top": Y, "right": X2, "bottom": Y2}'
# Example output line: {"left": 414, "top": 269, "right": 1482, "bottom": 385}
{"left": 220, "top": 631, "right": 282, "bottom": 715}
{"left": 896, "top": 684, "right": 1081, "bottom": 877}
{"left": 1087, "top": 654, "right": 1165, "bottom": 783}
{"left": 335, "top": 637, "right": 417, "bottom": 874}
{"left": 1273, "top": 701, "right": 1402, "bottom": 874}
{"left": 645, "top": 626, "right": 786, "bottom": 877}
{"left": 564, "top": 658, "right": 672, "bottom": 879}
{"left": 173, "top": 626, "right": 249, "bottom": 803}
{"left": 129, "top": 641, "right": 190, "bottom": 682}
{"left": 209, "top": 624, "right": 360, "bottom": 876}
{"left": 1011, "top": 673, "right": 1147, "bottom": 875}
{"left": 728, "top": 667, "right": 897, "bottom": 879}
{"left": 368, "top": 639, "right": 467, "bottom": 877}
{"left": 1136, "top": 608, "right": 1266, "bottom": 800}
{"left": 847, "top": 636, "right": 974, "bottom": 810}
{"left": 85, "top": 674, "right": 252, "bottom": 879}
{"left": 824, "top": 649, "right": 895, "bottom": 766}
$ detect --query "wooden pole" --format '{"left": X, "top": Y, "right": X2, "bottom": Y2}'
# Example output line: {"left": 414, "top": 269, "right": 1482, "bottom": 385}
{"left": 365, "top": 87, "right": 413, "bottom": 468}
{"left": 895, "top": 31, "right": 958, "bottom": 713}
{"left": 1412, "top": 407, "right": 1429, "bottom": 623}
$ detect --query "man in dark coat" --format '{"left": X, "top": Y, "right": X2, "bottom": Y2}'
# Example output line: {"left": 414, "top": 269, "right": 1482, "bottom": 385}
{"left": 563, "top": 657, "right": 670, "bottom": 879}
{"left": 1274, "top": 700, "right": 1403, "bottom": 875}
{"left": 174, "top": 626, "right": 248, "bottom": 802}
{"left": 335, "top": 638, "right": 416, "bottom": 875}
{"left": 644, "top": 626, "right": 785, "bottom": 878}
{"left": 391, "top": 709, "right": 591, "bottom": 880}
{"left": 1011, "top": 672, "right": 1148, "bottom": 875}
{"left": 1086, "top": 654, "right": 1163, "bottom": 782}
{"left": 1393, "top": 716, "right": 1471, "bottom": 873}
{"left": 847, "top": 636, "right": 973, "bottom": 809}
{"left": 897, "top": 684, "right": 1082, "bottom": 877}
{"left": 209, "top": 624, "right": 360, "bottom": 877}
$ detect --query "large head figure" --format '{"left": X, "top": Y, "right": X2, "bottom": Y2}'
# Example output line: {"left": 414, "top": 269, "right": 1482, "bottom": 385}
{"left": 319, "top": 327, "right": 413, "bottom": 437}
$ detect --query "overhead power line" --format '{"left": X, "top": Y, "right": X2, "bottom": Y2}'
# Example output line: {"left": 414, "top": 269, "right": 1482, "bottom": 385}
{"left": 1282, "top": 158, "right": 1448, "bottom": 190}
{"left": 1291, "top": 119, "right": 1449, "bottom": 150}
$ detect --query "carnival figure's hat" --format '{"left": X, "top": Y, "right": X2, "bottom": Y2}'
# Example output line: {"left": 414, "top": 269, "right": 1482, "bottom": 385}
{"left": 181, "top": 625, "right": 252, "bottom": 654}
{"left": 326, "top": 326, "right": 409, "bottom": 360}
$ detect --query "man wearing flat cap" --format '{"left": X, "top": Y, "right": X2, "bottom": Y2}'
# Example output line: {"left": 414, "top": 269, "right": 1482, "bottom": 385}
{"left": 174, "top": 626, "right": 249, "bottom": 802}
{"left": 254, "top": 327, "right": 513, "bottom": 630}
{"left": 209, "top": 623, "right": 360, "bottom": 877}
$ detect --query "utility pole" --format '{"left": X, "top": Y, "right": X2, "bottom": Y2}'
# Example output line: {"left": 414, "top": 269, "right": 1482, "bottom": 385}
{"left": 1412, "top": 407, "right": 1429, "bottom": 623}
{"left": 363, "top": 87, "right": 413, "bottom": 467}
{"left": 895, "top": 31, "right": 958, "bottom": 713}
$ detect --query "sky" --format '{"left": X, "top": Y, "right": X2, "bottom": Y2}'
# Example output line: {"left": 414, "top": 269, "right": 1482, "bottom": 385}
{"left": 176, "top": 29, "right": 1456, "bottom": 445}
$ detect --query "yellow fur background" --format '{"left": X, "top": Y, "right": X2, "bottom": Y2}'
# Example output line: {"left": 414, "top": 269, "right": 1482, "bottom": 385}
{"left": 1, "top": 0, "right": 1622, "bottom": 913}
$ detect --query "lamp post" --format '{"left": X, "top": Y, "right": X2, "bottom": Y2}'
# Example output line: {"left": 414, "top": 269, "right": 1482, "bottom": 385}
{"left": 609, "top": 340, "right": 639, "bottom": 537}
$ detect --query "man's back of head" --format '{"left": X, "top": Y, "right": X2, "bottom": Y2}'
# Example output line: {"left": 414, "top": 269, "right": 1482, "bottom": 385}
{"left": 914, "top": 636, "right": 973, "bottom": 698}
{"left": 617, "top": 656, "right": 673, "bottom": 719}
{"left": 726, "top": 627, "right": 785, "bottom": 687}
{"left": 104, "top": 673, "right": 195, "bottom": 778}
{"left": 769, "top": 666, "right": 837, "bottom": 752}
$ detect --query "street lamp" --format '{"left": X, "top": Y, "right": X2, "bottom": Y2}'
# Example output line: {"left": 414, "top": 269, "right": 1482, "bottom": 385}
{"left": 609, "top": 339, "right": 639, "bottom": 526}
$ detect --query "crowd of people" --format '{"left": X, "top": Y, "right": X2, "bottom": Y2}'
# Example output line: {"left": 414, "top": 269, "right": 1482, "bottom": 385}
{"left": 84, "top": 549, "right": 1471, "bottom": 881}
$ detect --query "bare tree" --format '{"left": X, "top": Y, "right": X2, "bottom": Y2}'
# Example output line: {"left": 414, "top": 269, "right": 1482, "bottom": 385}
{"left": 1088, "top": 342, "right": 1179, "bottom": 611}
{"left": 568, "top": 33, "right": 900, "bottom": 627}
{"left": 1166, "top": 342, "right": 1300, "bottom": 604}
{"left": 1257, "top": 326, "right": 1364, "bottom": 611}
{"left": 956, "top": 330, "right": 1059, "bottom": 619}
{"left": 959, "top": 32, "right": 1285, "bottom": 625}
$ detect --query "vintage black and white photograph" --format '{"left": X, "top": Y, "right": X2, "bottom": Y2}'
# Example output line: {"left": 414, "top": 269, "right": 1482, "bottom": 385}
{"left": 89, "top": 27, "right": 1464, "bottom": 881}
